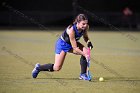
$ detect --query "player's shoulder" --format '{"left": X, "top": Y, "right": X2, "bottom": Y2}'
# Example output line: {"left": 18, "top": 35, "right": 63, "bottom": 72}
{"left": 67, "top": 25, "right": 75, "bottom": 35}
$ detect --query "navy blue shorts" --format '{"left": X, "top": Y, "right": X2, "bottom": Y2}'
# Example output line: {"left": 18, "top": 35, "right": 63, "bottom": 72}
{"left": 55, "top": 38, "right": 72, "bottom": 54}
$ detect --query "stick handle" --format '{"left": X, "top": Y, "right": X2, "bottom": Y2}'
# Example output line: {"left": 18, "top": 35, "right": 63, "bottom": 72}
{"left": 88, "top": 47, "right": 91, "bottom": 58}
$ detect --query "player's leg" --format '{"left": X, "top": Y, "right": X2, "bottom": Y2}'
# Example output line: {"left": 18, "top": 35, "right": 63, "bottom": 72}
{"left": 53, "top": 50, "right": 66, "bottom": 71}
{"left": 69, "top": 42, "right": 89, "bottom": 80}
{"left": 38, "top": 50, "right": 66, "bottom": 71}
{"left": 32, "top": 50, "right": 66, "bottom": 78}
{"left": 77, "top": 42, "right": 90, "bottom": 80}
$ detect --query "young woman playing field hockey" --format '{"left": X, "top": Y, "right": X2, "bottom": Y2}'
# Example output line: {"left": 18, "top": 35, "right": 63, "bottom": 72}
{"left": 32, "top": 14, "right": 93, "bottom": 81}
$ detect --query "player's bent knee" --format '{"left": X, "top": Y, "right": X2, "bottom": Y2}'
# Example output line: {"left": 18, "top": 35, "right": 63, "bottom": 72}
{"left": 53, "top": 66, "right": 62, "bottom": 71}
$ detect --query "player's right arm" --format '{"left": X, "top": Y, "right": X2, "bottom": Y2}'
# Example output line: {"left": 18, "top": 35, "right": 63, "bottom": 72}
{"left": 69, "top": 27, "right": 85, "bottom": 56}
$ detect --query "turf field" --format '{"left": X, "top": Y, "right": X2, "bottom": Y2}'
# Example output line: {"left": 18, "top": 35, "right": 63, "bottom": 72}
{"left": 0, "top": 30, "right": 140, "bottom": 93}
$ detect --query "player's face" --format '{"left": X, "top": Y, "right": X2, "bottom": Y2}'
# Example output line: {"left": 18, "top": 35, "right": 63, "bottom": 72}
{"left": 78, "top": 20, "right": 88, "bottom": 30}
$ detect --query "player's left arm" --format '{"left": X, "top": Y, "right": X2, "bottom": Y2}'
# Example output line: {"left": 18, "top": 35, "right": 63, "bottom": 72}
{"left": 83, "top": 25, "right": 93, "bottom": 49}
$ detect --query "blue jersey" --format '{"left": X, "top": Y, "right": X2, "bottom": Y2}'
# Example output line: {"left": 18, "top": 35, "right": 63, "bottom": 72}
{"left": 61, "top": 24, "right": 85, "bottom": 44}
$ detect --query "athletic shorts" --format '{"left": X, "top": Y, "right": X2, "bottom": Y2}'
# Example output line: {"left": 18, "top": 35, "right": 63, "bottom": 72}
{"left": 55, "top": 38, "right": 72, "bottom": 54}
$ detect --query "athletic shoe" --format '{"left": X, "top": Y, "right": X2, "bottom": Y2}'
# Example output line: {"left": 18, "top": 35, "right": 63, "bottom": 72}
{"left": 32, "top": 63, "right": 40, "bottom": 78}
{"left": 79, "top": 73, "right": 91, "bottom": 81}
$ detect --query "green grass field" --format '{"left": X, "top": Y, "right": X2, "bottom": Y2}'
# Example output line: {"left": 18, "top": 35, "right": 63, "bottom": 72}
{"left": 0, "top": 30, "right": 140, "bottom": 93}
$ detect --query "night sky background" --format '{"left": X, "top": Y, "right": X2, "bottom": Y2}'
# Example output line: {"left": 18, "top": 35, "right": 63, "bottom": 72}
{"left": 0, "top": 0, "right": 139, "bottom": 28}
{"left": 0, "top": 0, "right": 139, "bottom": 12}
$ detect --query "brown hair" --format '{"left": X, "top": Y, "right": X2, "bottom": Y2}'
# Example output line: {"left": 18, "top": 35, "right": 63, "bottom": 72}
{"left": 69, "top": 14, "right": 88, "bottom": 28}
{"left": 73, "top": 14, "right": 88, "bottom": 24}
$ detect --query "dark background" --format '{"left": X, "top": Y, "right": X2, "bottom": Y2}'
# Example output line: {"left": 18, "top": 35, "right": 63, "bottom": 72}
{"left": 0, "top": 0, "right": 140, "bottom": 30}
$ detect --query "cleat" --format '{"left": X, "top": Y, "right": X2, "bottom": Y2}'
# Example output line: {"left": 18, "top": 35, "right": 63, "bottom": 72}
{"left": 79, "top": 73, "right": 91, "bottom": 81}
{"left": 32, "top": 63, "right": 40, "bottom": 78}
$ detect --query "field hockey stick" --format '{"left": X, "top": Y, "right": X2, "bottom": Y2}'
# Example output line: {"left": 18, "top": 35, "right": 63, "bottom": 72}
{"left": 87, "top": 47, "right": 92, "bottom": 81}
